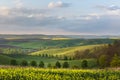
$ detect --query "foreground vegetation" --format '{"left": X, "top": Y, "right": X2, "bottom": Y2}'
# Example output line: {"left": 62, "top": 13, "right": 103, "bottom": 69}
{"left": 0, "top": 67, "right": 119, "bottom": 80}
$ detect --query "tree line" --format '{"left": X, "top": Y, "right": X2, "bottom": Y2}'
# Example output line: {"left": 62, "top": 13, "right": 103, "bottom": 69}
{"left": 10, "top": 59, "right": 88, "bottom": 69}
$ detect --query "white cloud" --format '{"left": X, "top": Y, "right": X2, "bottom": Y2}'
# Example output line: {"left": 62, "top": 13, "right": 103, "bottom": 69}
{"left": 97, "top": 5, "right": 120, "bottom": 11}
{"left": 96, "top": 5, "right": 120, "bottom": 16}
{"left": 0, "top": 6, "right": 10, "bottom": 16}
{"left": 13, "top": 0, "right": 24, "bottom": 8}
{"left": 0, "top": 4, "right": 120, "bottom": 35}
{"left": 48, "top": 1, "right": 70, "bottom": 8}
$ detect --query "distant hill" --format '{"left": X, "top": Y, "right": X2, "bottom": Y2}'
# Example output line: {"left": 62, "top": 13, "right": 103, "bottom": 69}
{"left": 0, "top": 38, "right": 114, "bottom": 49}
{"left": 0, "top": 34, "right": 120, "bottom": 39}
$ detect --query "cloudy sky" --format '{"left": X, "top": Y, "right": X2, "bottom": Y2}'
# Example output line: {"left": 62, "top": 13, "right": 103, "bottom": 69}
{"left": 0, "top": 0, "right": 120, "bottom": 35}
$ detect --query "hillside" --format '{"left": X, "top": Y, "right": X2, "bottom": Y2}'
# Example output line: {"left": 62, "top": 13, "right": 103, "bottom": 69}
{"left": 0, "top": 54, "right": 13, "bottom": 65}
{"left": 0, "top": 38, "right": 114, "bottom": 49}
{"left": 30, "top": 44, "right": 103, "bottom": 56}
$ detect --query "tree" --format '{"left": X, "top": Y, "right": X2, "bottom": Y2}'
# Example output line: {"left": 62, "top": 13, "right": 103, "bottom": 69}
{"left": 47, "top": 63, "right": 52, "bottom": 68}
{"left": 74, "top": 50, "right": 81, "bottom": 59}
{"left": 63, "top": 62, "right": 69, "bottom": 68}
{"left": 63, "top": 56, "right": 68, "bottom": 60}
{"left": 98, "top": 55, "right": 108, "bottom": 68}
{"left": 39, "top": 61, "right": 44, "bottom": 68}
{"left": 10, "top": 59, "right": 17, "bottom": 66}
{"left": 81, "top": 60, "right": 88, "bottom": 68}
{"left": 110, "top": 54, "right": 120, "bottom": 67}
{"left": 30, "top": 61, "right": 37, "bottom": 67}
{"left": 20, "top": 60, "right": 28, "bottom": 66}
{"left": 55, "top": 61, "right": 61, "bottom": 68}
{"left": 72, "top": 65, "right": 79, "bottom": 69}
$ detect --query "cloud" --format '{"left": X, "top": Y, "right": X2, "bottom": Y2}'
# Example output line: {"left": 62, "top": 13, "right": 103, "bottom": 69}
{"left": 0, "top": 6, "right": 52, "bottom": 27}
{"left": 13, "top": 0, "right": 24, "bottom": 8}
{"left": 0, "top": 7, "right": 10, "bottom": 16}
{"left": 96, "top": 5, "right": 120, "bottom": 16}
{"left": 0, "top": 6, "right": 48, "bottom": 16}
{"left": 0, "top": 5, "right": 120, "bottom": 35}
{"left": 96, "top": 5, "right": 120, "bottom": 11}
{"left": 48, "top": 1, "right": 70, "bottom": 8}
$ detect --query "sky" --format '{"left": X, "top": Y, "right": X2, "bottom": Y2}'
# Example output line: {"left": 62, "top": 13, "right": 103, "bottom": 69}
{"left": 0, "top": 0, "right": 120, "bottom": 35}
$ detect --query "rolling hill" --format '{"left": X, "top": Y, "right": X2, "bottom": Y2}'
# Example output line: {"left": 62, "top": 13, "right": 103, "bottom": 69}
{"left": 30, "top": 44, "right": 104, "bottom": 56}
{"left": 0, "top": 54, "right": 13, "bottom": 65}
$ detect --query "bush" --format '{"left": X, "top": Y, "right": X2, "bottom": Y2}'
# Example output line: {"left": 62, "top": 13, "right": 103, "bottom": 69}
{"left": 55, "top": 61, "right": 61, "bottom": 68}
{"left": 98, "top": 55, "right": 108, "bottom": 68}
{"left": 30, "top": 61, "right": 37, "bottom": 67}
{"left": 47, "top": 63, "right": 52, "bottom": 68}
{"left": 39, "top": 61, "right": 44, "bottom": 68}
{"left": 63, "top": 62, "right": 69, "bottom": 68}
{"left": 10, "top": 59, "right": 17, "bottom": 66}
{"left": 81, "top": 60, "right": 88, "bottom": 68}
{"left": 63, "top": 56, "right": 68, "bottom": 60}
{"left": 72, "top": 65, "right": 79, "bottom": 69}
{"left": 110, "top": 54, "right": 120, "bottom": 67}
{"left": 20, "top": 60, "right": 28, "bottom": 66}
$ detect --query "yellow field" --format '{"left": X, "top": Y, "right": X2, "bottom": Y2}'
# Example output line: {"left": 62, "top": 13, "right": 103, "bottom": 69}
{"left": 0, "top": 67, "right": 119, "bottom": 80}
{"left": 31, "top": 44, "right": 104, "bottom": 56}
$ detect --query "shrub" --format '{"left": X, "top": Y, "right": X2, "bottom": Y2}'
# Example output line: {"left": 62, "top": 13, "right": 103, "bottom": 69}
{"left": 20, "top": 60, "right": 28, "bottom": 66}
{"left": 63, "top": 62, "right": 69, "bottom": 68}
{"left": 10, "top": 59, "right": 17, "bottom": 66}
{"left": 30, "top": 61, "right": 37, "bottom": 67}
{"left": 81, "top": 60, "right": 88, "bottom": 68}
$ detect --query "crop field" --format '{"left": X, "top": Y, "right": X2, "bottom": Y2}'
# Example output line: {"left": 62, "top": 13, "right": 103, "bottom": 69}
{"left": 31, "top": 44, "right": 103, "bottom": 56}
{"left": 0, "top": 67, "right": 119, "bottom": 80}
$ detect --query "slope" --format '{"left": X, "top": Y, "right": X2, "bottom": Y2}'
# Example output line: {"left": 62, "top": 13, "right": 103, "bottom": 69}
{"left": 30, "top": 44, "right": 103, "bottom": 56}
{"left": 0, "top": 54, "right": 13, "bottom": 65}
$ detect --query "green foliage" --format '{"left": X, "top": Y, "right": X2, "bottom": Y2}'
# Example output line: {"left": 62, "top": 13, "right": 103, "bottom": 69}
{"left": 63, "top": 56, "right": 68, "bottom": 60}
{"left": 110, "top": 54, "right": 120, "bottom": 67}
{"left": 47, "top": 63, "right": 52, "bottom": 68}
{"left": 55, "top": 61, "right": 61, "bottom": 68}
{"left": 10, "top": 59, "right": 17, "bottom": 66}
{"left": 39, "top": 61, "right": 44, "bottom": 68}
{"left": 20, "top": 60, "right": 28, "bottom": 66}
{"left": 63, "top": 62, "right": 69, "bottom": 68}
{"left": 81, "top": 60, "right": 88, "bottom": 68}
{"left": 98, "top": 55, "right": 108, "bottom": 68}
{"left": 30, "top": 61, "right": 37, "bottom": 67}
{"left": 72, "top": 65, "right": 79, "bottom": 69}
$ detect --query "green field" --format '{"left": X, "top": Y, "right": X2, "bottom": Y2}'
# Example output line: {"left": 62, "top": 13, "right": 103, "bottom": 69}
{"left": 31, "top": 44, "right": 103, "bottom": 56}
{"left": 6, "top": 55, "right": 97, "bottom": 68}
{"left": 0, "top": 67, "right": 119, "bottom": 80}
{"left": 0, "top": 37, "right": 119, "bottom": 80}
{"left": 6, "top": 39, "right": 114, "bottom": 49}
{"left": 0, "top": 55, "right": 13, "bottom": 65}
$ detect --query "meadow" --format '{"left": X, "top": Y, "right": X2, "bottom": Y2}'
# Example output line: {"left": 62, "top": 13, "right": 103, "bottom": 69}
{"left": 30, "top": 44, "right": 102, "bottom": 56}
{"left": 0, "top": 67, "right": 119, "bottom": 80}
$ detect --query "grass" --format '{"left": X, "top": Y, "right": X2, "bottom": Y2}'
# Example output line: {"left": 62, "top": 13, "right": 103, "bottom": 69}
{"left": 30, "top": 44, "right": 103, "bottom": 56}
{"left": 7, "top": 39, "right": 114, "bottom": 49}
{"left": 0, "top": 54, "right": 13, "bottom": 65}
{"left": 9, "top": 55, "right": 97, "bottom": 68}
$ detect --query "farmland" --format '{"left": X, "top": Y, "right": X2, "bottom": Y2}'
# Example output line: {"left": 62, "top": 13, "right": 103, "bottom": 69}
{"left": 0, "top": 67, "right": 119, "bottom": 80}
{"left": 30, "top": 44, "right": 103, "bottom": 56}
{"left": 0, "top": 35, "right": 120, "bottom": 80}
